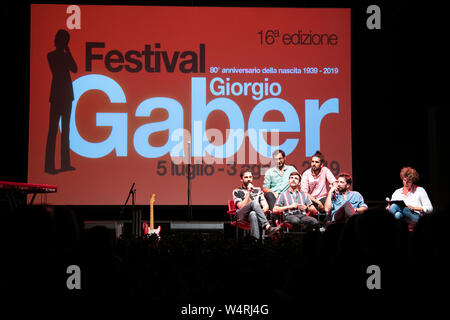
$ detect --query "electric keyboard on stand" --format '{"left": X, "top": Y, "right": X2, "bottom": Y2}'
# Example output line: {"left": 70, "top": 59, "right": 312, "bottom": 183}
{"left": 0, "top": 181, "right": 57, "bottom": 210}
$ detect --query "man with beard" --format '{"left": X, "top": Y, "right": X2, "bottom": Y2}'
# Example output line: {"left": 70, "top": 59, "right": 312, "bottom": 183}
{"left": 324, "top": 173, "right": 368, "bottom": 223}
{"left": 301, "top": 151, "right": 337, "bottom": 214}
{"left": 272, "top": 171, "right": 319, "bottom": 231}
{"left": 262, "top": 150, "right": 298, "bottom": 211}
{"left": 232, "top": 170, "right": 280, "bottom": 241}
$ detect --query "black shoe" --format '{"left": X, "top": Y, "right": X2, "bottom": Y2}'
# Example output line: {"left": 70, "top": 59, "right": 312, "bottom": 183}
{"left": 45, "top": 168, "right": 58, "bottom": 175}
{"left": 250, "top": 237, "right": 261, "bottom": 245}
{"left": 61, "top": 165, "right": 76, "bottom": 172}
{"left": 266, "top": 226, "right": 281, "bottom": 237}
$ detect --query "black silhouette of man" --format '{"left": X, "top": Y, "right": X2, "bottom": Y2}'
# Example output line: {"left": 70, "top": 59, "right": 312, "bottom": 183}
{"left": 45, "top": 29, "right": 77, "bottom": 174}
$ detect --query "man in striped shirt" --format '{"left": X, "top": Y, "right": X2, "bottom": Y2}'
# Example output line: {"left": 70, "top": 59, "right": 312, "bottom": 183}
{"left": 273, "top": 171, "right": 320, "bottom": 231}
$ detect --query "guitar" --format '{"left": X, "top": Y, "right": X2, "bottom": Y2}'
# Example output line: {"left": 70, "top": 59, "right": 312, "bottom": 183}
{"left": 142, "top": 193, "right": 161, "bottom": 239}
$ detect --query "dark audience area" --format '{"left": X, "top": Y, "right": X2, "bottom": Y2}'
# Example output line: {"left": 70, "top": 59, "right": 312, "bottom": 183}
{"left": 2, "top": 204, "right": 449, "bottom": 306}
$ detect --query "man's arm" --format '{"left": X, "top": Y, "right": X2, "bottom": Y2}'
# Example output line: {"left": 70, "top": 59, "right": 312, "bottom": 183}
{"left": 233, "top": 188, "right": 251, "bottom": 210}
{"left": 414, "top": 188, "right": 433, "bottom": 214}
{"left": 307, "top": 193, "right": 325, "bottom": 211}
{"left": 353, "top": 192, "right": 368, "bottom": 213}
{"left": 258, "top": 189, "right": 270, "bottom": 213}
{"left": 302, "top": 193, "right": 318, "bottom": 215}
{"left": 262, "top": 169, "right": 274, "bottom": 194}
{"left": 236, "top": 190, "right": 250, "bottom": 209}
{"left": 307, "top": 204, "right": 318, "bottom": 215}
{"left": 324, "top": 186, "right": 337, "bottom": 213}
{"left": 300, "top": 171, "right": 309, "bottom": 193}
{"left": 273, "top": 203, "right": 297, "bottom": 214}
{"left": 325, "top": 167, "right": 338, "bottom": 188}
{"left": 65, "top": 45, "right": 78, "bottom": 73}
{"left": 272, "top": 194, "right": 297, "bottom": 214}
{"left": 355, "top": 206, "right": 368, "bottom": 214}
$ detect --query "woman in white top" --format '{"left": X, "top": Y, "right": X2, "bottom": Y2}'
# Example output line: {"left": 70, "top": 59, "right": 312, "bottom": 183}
{"left": 388, "top": 167, "right": 433, "bottom": 224}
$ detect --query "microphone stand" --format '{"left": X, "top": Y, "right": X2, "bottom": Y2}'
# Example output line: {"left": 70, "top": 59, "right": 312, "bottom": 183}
{"left": 117, "top": 182, "right": 136, "bottom": 238}
{"left": 187, "top": 141, "right": 192, "bottom": 220}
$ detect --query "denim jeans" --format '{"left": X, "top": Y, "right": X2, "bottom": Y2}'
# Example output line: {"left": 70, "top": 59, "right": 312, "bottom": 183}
{"left": 237, "top": 199, "right": 270, "bottom": 239}
{"left": 389, "top": 203, "right": 420, "bottom": 223}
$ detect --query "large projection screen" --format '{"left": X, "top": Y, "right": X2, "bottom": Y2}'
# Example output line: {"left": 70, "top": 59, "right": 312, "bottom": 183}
{"left": 28, "top": 5, "right": 351, "bottom": 205}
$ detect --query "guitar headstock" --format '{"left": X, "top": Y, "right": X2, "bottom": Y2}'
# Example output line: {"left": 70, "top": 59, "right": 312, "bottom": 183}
{"left": 150, "top": 193, "right": 156, "bottom": 205}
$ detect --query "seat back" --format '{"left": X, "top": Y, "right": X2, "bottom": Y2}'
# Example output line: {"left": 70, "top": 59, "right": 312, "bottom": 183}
{"left": 227, "top": 200, "right": 251, "bottom": 230}
{"left": 227, "top": 200, "right": 236, "bottom": 215}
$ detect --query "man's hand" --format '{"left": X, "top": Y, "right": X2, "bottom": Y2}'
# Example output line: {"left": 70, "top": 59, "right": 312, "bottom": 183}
{"left": 290, "top": 203, "right": 307, "bottom": 211}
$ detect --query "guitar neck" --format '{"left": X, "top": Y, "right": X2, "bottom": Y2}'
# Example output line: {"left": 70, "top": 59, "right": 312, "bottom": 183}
{"left": 150, "top": 194, "right": 155, "bottom": 229}
{"left": 150, "top": 204, "right": 154, "bottom": 229}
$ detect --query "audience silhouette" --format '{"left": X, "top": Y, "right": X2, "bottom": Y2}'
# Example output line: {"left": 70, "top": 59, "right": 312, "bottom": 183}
{"left": 2, "top": 204, "right": 448, "bottom": 306}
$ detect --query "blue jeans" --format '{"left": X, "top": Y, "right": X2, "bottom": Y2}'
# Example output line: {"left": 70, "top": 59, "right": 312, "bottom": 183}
{"left": 389, "top": 203, "right": 420, "bottom": 223}
{"left": 237, "top": 200, "right": 270, "bottom": 239}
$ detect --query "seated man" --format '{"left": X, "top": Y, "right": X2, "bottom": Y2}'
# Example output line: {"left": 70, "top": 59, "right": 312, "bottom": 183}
{"left": 272, "top": 171, "right": 319, "bottom": 231}
{"left": 232, "top": 170, "right": 280, "bottom": 240}
{"left": 324, "top": 173, "right": 368, "bottom": 223}
{"left": 300, "top": 150, "right": 337, "bottom": 215}
{"left": 387, "top": 166, "right": 433, "bottom": 225}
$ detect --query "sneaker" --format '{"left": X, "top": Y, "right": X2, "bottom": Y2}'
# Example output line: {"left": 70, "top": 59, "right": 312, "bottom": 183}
{"left": 266, "top": 225, "right": 281, "bottom": 237}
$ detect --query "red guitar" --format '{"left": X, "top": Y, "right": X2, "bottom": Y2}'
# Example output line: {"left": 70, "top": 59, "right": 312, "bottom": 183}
{"left": 142, "top": 194, "right": 161, "bottom": 238}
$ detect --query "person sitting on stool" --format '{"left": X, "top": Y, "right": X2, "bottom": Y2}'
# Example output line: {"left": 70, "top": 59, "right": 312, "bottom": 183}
{"left": 232, "top": 170, "right": 281, "bottom": 241}
{"left": 300, "top": 150, "right": 337, "bottom": 219}
{"left": 262, "top": 149, "right": 298, "bottom": 211}
{"left": 387, "top": 166, "right": 433, "bottom": 226}
{"left": 272, "top": 171, "right": 319, "bottom": 231}
{"left": 324, "top": 173, "right": 368, "bottom": 223}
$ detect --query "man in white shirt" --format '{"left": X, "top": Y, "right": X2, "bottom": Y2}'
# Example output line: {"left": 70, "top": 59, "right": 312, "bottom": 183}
{"left": 388, "top": 167, "right": 433, "bottom": 224}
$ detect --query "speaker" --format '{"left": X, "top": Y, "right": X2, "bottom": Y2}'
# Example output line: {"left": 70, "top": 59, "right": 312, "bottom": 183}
{"left": 84, "top": 220, "right": 127, "bottom": 239}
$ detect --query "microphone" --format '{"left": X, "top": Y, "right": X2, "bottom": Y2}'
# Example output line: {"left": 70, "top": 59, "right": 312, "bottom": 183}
{"left": 247, "top": 183, "right": 254, "bottom": 191}
{"left": 385, "top": 197, "right": 391, "bottom": 211}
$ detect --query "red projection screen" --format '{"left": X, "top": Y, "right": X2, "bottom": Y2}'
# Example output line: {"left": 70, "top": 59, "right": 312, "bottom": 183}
{"left": 28, "top": 5, "right": 351, "bottom": 205}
